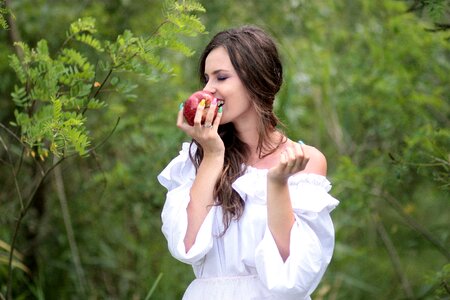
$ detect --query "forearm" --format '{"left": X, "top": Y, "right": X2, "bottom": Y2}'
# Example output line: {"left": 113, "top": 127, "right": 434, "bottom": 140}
{"left": 267, "top": 178, "right": 295, "bottom": 261}
{"left": 184, "top": 154, "right": 224, "bottom": 252}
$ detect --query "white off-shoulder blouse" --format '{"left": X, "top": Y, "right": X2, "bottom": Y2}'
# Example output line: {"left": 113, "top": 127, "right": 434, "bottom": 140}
{"left": 157, "top": 142, "right": 339, "bottom": 300}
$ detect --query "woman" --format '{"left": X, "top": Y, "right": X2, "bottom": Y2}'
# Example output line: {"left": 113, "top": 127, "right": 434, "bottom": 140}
{"left": 157, "top": 25, "right": 339, "bottom": 300}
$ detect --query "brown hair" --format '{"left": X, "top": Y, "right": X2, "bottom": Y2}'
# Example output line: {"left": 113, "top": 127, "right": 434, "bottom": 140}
{"left": 190, "top": 25, "right": 285, "bottom": 232}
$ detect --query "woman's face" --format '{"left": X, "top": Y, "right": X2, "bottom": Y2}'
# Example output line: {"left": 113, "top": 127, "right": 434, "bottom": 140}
{"left": 203, "top": 46, "right": 254, "bottom": 125}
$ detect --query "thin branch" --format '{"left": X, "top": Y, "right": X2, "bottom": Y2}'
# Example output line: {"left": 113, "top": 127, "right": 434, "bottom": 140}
{"left": 4, "top": 0, "right": 23, "bottom": 61}
{"left": 86, "top": 69, "right": 113, "bottom": 106}
{"left": 112, "top": 18, "right": 170, "bottom": 71}
{"left": 86, "top": 117, "right": 120, "bottom": 152}
{"left": 53, "top": 157, "right": 87, "bottom": 295}
{"left": 6, "top": 156, "right": 65, "bottom": 299}
{"left": 0, "top": 134, "right": 24, "bottom": 209}
{"left": 89, "top": 149, "right": 108, "bottom": 200}
{"left": 0, "top": 123, "right": 34, "bottom": 177}
{"left": 144, "top": 273, "right": 164, "bottom": 300}
{"left": 82, "top": 65, "right": 114, "bottom": 116}
{"left": 0, "top": 123, "right": 23, "bottom": 145}
{"left": 371, "top": 211, "right": 415, "bottom": 299}
{"left": 371, "top": 188, "right": 450, "bottom": 260}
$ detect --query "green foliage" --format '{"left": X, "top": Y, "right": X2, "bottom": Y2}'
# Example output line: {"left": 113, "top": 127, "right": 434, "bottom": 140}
{"left": 426, "top": 263, "right": 450, "bottom": 297}
{"left": 10, "top": 37, "right": 95, "bottom": 158}
{"left": 1, "top": 1, "right": 206, "bottom": 298}
{"left": 425, "top": 0, "right": 447, "bottom": 20}
{"left": 67, "top": 17, "right": 104, "bottom": 51}
{"left": 0, "top": 1, "right": 8, "bottom": 30}
{"left": 403, "top": 0, "right": 450, "bottom": 32}
{"left": 0, "top": 239, "right": 29, "bottom": 275}
{"left": 394, "top": 124, "right": 450, "bottom": 189}
{"left": 8, "top": 1, "right": 206, "bottom": 159}
{"left": 105, "top": 1, "right": 205, "bottom": 77}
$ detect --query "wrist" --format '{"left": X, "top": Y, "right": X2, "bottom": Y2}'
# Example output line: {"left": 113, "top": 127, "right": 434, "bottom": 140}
{"left": 201, "top": 152, "right": 224, "bottom": 166}
{"left": 267, "top": 174, "right": 289, "bottom": 186}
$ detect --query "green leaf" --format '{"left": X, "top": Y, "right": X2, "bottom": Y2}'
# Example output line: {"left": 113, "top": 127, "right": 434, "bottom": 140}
{"left": 11, "top": 85, "right": 29, "bottom": 107}
{"left": 9, "top": 54, "right": 27, "bottom": 83}
{"left": 0, "top": 5, "right": 9, "bottom": 30}
{"left": 68, "top": 17, "right": 97, "bottom": 36}
{"left": 75, "top": 33, "right": 104, "bottom": 52}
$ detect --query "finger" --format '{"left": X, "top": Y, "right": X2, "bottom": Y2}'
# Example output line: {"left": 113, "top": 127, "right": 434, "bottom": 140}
{"left": 178, "top": 109, "right": 197, "bottom": 138}
{"left": 285, "top": 146, "right": 296, "bottom": 167}
{"left": 280, "top": 150, "right": 288, "bottom": 167}
{"left": 295, "top": 142, "right": 309, "bottom": 170}
{"left": 212, "top": 105, "right": 222, "bottom": 129}
{"left": 177, "top": 107, "right": 188, "bottom": 130}
{"left": 294, "top": 142, "right": 303, "bottom": 157}
{"left": 193, "top": 99, "right": 206, "bottom": 127}
{"left": 204, "top": 99, "right": 217, "bottom": 126}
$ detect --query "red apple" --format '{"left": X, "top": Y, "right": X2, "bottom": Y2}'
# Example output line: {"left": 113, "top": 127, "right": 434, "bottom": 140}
{"left": 183, "top": 90, "right": 219, "bottom": 126}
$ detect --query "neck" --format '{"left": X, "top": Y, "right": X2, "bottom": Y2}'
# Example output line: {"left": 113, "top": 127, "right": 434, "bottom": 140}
{"left": 232, "top": 113, "right": 261, "bottom": 150}
{"left": 235, "top": 126, "right": 284, "bottom": 167}
{"left": 230, "top": 109, "right": 285, "bottom": 165}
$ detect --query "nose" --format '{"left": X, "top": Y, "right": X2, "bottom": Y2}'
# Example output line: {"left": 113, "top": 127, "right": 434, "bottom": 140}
{"left": 202, "top": 80, "right": 216, "bottom": 94}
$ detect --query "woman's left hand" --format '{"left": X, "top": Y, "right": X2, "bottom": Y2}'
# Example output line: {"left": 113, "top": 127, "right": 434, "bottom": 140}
{"left": 267, "top": 141, "right": 309, "bottom": 184}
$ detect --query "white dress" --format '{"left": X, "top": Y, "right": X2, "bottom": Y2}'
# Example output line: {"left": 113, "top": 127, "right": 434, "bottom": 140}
{"left": 157, "top": 142, "right": 339, "bottom": 300}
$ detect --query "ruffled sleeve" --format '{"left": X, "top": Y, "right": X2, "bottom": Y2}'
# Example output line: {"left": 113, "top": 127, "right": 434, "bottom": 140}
{"left": 157, "top": 142, "right": 216, "bottom": 265}
{"left": 233, "top": 170, "right": 339, "bottom": 299}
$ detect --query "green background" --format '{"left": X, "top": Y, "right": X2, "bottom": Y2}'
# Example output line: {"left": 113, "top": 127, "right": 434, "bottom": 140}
{"left": 0, "top": 0, "right": 448, "bottom": 299}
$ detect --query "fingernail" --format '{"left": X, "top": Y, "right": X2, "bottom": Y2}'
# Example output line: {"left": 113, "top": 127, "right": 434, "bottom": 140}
{"left": 212, "top": 97, "right": 217, "bottom": 105}
{"left": 218, "top": 106, "right": 223, "bottom": 113}
{"left": 179, "top": 102, "right": 184, "bottom": 110}
{"left": 200, "top": 99, "right": 206, "bottom": 107}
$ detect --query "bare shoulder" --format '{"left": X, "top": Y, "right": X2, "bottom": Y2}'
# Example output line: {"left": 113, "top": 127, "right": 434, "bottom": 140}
{"left": 302, "top": 144, "right": 327, "bottom": 176}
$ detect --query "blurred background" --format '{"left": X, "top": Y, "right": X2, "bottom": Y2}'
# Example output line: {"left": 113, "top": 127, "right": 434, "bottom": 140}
{"left": 0, "top": 0, "right": 448, "bottom": 299}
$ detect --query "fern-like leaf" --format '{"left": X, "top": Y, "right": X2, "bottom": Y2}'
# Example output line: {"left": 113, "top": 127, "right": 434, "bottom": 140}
{"left": 9, "top": 55, "right": 27, "bottom": 83}
{"left": 75, "top": 33, "right": 104, "bottom": 52}
{"left": 11, "top": 86, "right": 29, "bottom": 108}
{"left": 52, "top": 98, "right": 62, "bottom": 121}
{"left": 59, "top": 48, "right": 89, "bottom": 69}
{"left": 173, "top": 0, "right": 206, "bottom": 13}
{"left": 68, "top": 17, "right": 97, "bottom": 36}
{"left": 0, "top": 5, "right": 8, "bottom": 30}
{"left": 13, "top": 42, "right": 32, "bottom": 64}
{"left": 166, "top": 11, "right": 205, "bottom": 37}
{"left": 64, "top": 126, "right": 90, "bottom": 156}
{"left": 85, "top": 98, "right": 106, "bottom": 110}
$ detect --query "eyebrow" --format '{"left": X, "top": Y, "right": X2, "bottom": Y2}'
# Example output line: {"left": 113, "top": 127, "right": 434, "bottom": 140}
{"left": 204, "top": 69, "right": 230, "bottom": 76}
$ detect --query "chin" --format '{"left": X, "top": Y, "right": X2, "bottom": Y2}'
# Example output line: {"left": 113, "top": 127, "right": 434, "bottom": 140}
{"left": 218, "top": 118, "right": 231, "bottom": 126}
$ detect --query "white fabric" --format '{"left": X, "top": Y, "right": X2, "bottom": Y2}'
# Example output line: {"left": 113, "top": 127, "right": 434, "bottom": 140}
{"left": 158, "top": 142, "right": 339, "bottom": 300}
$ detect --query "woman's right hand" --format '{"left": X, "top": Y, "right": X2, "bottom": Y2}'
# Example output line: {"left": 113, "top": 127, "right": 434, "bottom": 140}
{"left": 177, "top": 99, "right": 225, "bottom": 157}
{"left": 178, "top": 99, "right": 224, "bottom": 252}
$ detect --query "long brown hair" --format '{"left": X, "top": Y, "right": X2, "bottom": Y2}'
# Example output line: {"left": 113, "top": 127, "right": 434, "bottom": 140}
{"left": 190, "top": 25, "right": 285, "bottom": 232}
